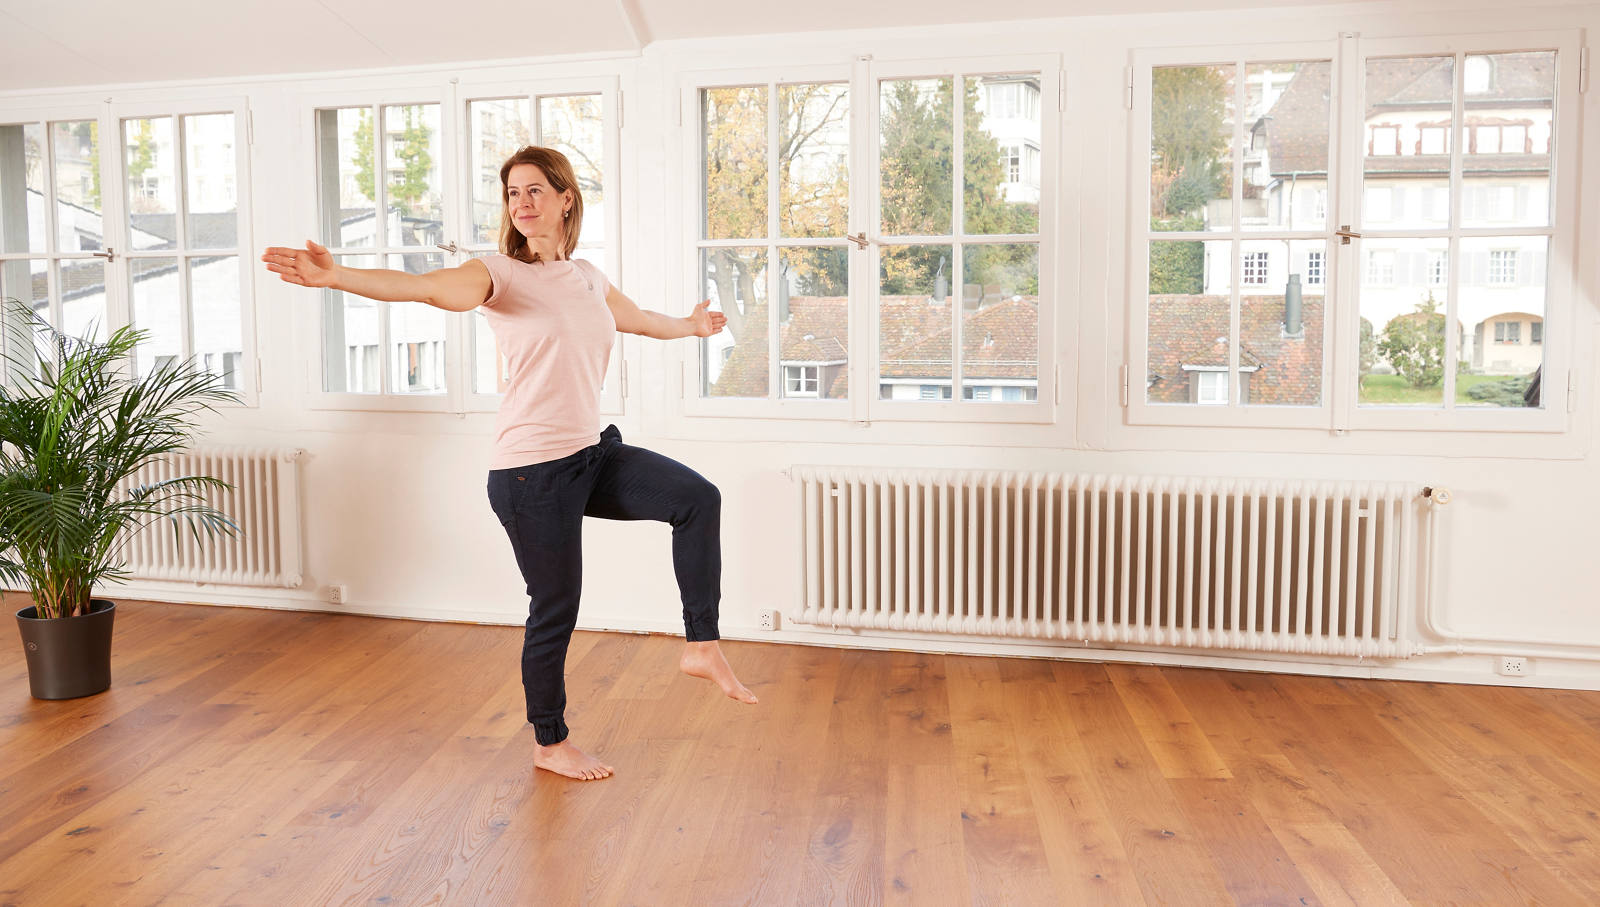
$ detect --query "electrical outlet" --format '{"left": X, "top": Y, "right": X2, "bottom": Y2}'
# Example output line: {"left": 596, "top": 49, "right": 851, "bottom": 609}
{"left": 328, "top": 584, "right": 348, "bottom": 605}
{"left": 758, "top": 609, "right": 779, "bottom": 632}
{"left": 1496, "top": 655, "right": 1529, "bottom": 677}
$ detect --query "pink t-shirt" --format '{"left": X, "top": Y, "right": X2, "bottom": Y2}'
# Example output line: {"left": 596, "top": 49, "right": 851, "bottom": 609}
{"left": 478, "top": 255, "right": 615, "bottom": 469}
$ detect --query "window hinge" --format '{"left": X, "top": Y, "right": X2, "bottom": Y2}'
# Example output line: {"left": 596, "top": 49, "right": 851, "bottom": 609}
{"left": 677, "top": 93, "right": 683, "bottom": 128}
{"left": 621, "top": 366, "right": 629, "bottom": 399}
{"left": 1582, "top": 47, "right": 1590, "bottom": 94}
{"left": 1124, "top": 66, "right": 1134, "bottom": 110}
{"left": 1567, "top": 369, "right": 1577, "bottom": 413}
{"left": 1119, "top": 363, "right": 1130, "bottom": 407}
{"left": 1058, "top": 70, "right": 1065, "bottom": 112}
{"left": 255, "top": 358, "right": 263, "bottom": 393}
{"left": 618, "top": 90, "right": 625, "bottom": 128}
{"left": 246, "top": 109, "right": 254, "bottom": 145}
{"left": 1054, "top": 364, "right": 1060, "bottom": 400}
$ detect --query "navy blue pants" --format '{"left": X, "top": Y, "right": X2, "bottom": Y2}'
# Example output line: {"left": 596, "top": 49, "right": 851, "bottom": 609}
{"left": 486, "top": 425, "right": 722, "bottom": 746}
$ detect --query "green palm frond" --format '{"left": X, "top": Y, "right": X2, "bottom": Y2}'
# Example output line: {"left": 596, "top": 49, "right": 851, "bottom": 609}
{"left": 0, "top": 299, "right": 242, "bottom": 619}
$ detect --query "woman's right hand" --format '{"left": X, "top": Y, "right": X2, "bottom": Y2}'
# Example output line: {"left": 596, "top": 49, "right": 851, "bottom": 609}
{"left": 261, "top": 240, "right": 337, "bottom": 289}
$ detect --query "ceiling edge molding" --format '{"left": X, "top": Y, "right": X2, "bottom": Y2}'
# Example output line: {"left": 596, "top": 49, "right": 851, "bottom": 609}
{"left": 616, "top": 0, "right": 652, "bottom": 50}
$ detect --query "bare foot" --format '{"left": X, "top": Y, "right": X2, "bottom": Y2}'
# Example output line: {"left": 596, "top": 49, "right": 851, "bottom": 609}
{"left": 533, "top": 740, "right": 614, "bottom": 781}
{"left": 680, "top": 640, "right": 759, "bottom": 704}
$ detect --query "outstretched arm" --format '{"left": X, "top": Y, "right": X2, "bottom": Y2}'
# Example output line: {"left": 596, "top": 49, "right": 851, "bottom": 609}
{"left": 605, "top": 285, "right": 726, "bottom": 339}
{"left": 261, "top": 240, "right": 492, "bottom": 313}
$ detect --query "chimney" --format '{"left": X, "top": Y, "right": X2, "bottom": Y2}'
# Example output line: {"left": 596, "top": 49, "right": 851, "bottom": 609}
{"left": 1284, "top": 273, "right": 1303, "bottom": 337}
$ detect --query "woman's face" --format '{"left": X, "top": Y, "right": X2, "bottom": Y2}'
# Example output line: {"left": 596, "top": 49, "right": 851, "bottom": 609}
{"left": 505, "top": 163, "right": 572, "bottom": 244}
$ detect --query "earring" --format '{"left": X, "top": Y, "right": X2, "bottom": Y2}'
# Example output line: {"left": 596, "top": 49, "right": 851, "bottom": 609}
{"left": 563, "top": 210, "right": 570, "bottom": 219}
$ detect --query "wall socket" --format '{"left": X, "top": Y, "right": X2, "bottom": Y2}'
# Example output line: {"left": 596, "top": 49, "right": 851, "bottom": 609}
{"left": 1496, "top": 655, "right": 1530, "bottom": 677}
{"left": 327, "top": 584, "right": 349, "bottom": 605}
{"left": 757, "top": 609, "right": 780, "bottom": 631}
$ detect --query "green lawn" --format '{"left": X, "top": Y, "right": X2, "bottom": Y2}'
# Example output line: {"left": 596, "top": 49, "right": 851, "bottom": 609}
{"left": 1358, "top": 373, "right": 1529, "bottom": 406}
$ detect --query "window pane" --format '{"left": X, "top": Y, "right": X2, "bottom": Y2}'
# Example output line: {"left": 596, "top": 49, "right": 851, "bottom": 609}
{"left": 1147, "top": 238, "right": 1231, "bottom": 404}
{"left": 193, "top": 254, "right": 242, "bottom": 390}
{"left": 317, "top": 108, "right": 377, "bottom": 249}
{"left": 0, "top": 122, "right": 45, "bottom": 254}
{"left": 0, "top": 258, "right": 47, "bottom": 378}
{"left": 130, "top": 256, "right": 179, "bottom": 378}
{"left": 1460, "top": 236, "right": 1544, "bottom": 407}
{"left": 1363, "top": 56, "right": 1452, "bottom": 230}
{"left": 881, "top": 78, "right": 953, "bottom": 236}
{"left": 382, "top": 104, "right": 441, "bottom": 248}
{"left": 704, "top": 87, "right": 767, "bottom": 241}
{"left": 1245, "top": 61, "right": 1331, "bottom": 232}
{"left": 469, "top": 98, "right": 531, "bottom": 246}
{"left": 879, "top": 244, "right": 953, "bottom": 400}
{"left": 59, "top": 258, "right": 106, "bottom": 341}
{"left": 1462, "top": 52, "right": 1554, "bottom": 229}
{"left": 965, "top": 75, "right": 1040, "bottom": 235}
{"left": 779, "top": 83, "right": 849, "bottom": 239}
{"left": 1358, "top": 238, "right": 1450, "bottom": 407}
{"left": 324, "top": 253, "right": 378, "bottom": 393}
{"left": 1150, "top": 65, "right": 1234, "bottom": 233}
{"left": 961, "top": 243, "right": 1037, "bottom": 403}
{"left": 539, "top": 95, "right": 604, "bottom": 247}
{"left": 387, "top": 252, "right": 446, "bottom": 394}
{"left": 124, "top": 118, "right": 176, "bottom": 252}
{"left": 53, "top": 120, "right": 102, "bottom": 250}
{"left": 185, "top": 113, "right": 238, "bottom": 249}
{"left": 778, "top": 246, "right": 847, "bottom": 400}
{"left": 1237, "top": 239, "right": 1324, "bottom": 407}
{"left": 702, "top": 247, "right": 768, "bottom": 397}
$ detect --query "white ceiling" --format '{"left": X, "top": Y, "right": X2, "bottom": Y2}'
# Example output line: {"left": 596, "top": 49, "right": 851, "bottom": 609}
{"left": 1, "top": 0, "right": 1388, "bottom": 93}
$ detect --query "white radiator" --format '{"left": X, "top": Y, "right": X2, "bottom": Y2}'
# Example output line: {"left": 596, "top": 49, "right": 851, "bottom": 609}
{"left": 789, "top": 467, "right": 1433, "bottom": 658}
{"left": 119, "top": 446, "right": 306, "bottom": 588}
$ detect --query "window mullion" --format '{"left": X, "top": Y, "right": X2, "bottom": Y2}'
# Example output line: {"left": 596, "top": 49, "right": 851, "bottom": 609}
{"left": 950, "top": 73, "right": 964, "bottom": 403}
{"left": 1229, "top": 61, "right": 1247, "bottom": 406}
{"left": 767, "top": 80, "right": 781, "bottom": 402}
{"left": 1442, "top": 51, "right": 1467, "bottom": 411}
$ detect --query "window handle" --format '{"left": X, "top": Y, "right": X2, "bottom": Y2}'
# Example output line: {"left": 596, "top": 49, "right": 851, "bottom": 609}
{"left": 92, "top": 247, "right": 116, "bottom": 262}
{"left": 846, "top": 232, "right": 869, "bottom": 250}
{"left": 1335, "top": 226, "right": 1361, "bottom": 245}
{"left": 436, "top": 241, "right": 460, "bottom": 254}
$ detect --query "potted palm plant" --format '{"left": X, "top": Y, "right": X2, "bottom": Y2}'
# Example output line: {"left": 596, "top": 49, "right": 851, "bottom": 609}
{"left": 0, "top": 300, "right": 239, "bottom": 699}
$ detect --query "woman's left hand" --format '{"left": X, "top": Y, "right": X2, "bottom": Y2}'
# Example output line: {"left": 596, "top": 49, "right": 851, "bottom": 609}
{"left": 687, "top": 300, "right": 727, "bottom": 337}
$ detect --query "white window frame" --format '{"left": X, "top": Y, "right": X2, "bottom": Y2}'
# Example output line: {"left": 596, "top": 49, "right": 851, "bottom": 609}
{"left": 680, "top": 55, "right": 1060, "bottom": 426}
{"left": 300, "top": 77, "right": 621, "bottom": 416}
{"left": 0, "top": 96, "right": 257, "bottom": 406}
{"left": 1128, "top": 31, "right": 1578, "bottom": 435}
{"left": 1347, "top": 32, "right": 1575, "bottom": 434}
{"left": 1129, "top": 41, "right": 1336, "bottom": 428}
{"left": 456, "top": 76, "right": 623, "bottom": 417}
{"left": 110, "top": 97, "right": 258, "bottom": 406}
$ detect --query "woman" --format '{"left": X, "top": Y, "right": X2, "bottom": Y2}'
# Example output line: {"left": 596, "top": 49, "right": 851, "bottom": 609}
{"left": 263, "top": 146, "right": 755, "bottom": 782}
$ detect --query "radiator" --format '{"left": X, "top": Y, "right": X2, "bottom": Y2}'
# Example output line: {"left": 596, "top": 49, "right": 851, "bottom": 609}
{"left": 119, "top": 446, "right": 306, "bottom": 588}
{"left": 789, "top": 467, "right": 1432, "bottom": 658}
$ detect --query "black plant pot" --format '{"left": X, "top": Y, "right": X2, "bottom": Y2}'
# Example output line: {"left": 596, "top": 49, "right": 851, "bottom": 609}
{"left": 15, "top": 599, "right": 116, "bottom": 700}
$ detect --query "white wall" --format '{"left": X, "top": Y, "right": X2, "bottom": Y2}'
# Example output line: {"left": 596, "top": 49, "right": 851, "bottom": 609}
{"left": 9, "top": 1, "right": 1598, "bottom": 689}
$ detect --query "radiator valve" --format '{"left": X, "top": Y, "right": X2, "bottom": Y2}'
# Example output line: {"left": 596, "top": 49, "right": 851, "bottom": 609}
{"left": 1422, "top": 486, "right": 1452, "bottom": 505}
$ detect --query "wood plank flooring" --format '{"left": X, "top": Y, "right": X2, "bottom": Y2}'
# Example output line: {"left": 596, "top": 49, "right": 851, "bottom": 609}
{"left": 2, "top": 600, "right": 1599, "bottom": 905}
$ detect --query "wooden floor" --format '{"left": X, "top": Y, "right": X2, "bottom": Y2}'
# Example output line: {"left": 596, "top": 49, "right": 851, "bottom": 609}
{"left": 3, "top": 603, "right": 1600, "bottom": 905}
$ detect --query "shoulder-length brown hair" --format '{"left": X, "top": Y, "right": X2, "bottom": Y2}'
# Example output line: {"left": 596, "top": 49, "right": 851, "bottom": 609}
{"left": 498, "top": 146, "right": 583, "bottom": 263}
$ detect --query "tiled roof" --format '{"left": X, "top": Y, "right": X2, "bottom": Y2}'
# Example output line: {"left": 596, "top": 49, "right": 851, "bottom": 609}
{"left": 709, "top": 294, "right": 1039, "bottom": 396}
{"left": 1146, "top": 294, "right": 1325, "bottom": 405}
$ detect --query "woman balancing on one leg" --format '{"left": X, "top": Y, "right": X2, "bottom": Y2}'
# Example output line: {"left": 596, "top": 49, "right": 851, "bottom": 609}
{"left": 263, "top": 146, "right": 757, "bottom": 781}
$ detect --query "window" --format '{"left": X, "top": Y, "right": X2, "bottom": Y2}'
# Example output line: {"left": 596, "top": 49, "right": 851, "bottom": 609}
{"left": 1531, "top": 321, "right": 1542, "bottom": 344}
{"left": 691, "top": 60, "right": 1053, "bottom": 422}
{"left": 309, "top": 79, "right": 619, "bottom": 412}
{"left": 1306, "top": 250, "right": 1324, "bottom": 285}
{"left": 1428, "top": 251, "right": 1448, "bottom": 286}
{"left": 1489, "top": 249, "right": 1517, "bottom": 285}
{"left": 1367, "top": 250, "right": 1395, "bottom": 286}
{"left": 784, "top": 365, "right": 819, "bottom": 396}
{"left": 1135, "top": 38, "right": 1571, "bottom": 431}
{"left": 1242, "top": 251, "right": 1269, "bottom": 285}
{"left": 1494, "top": 321, "right": 1521, "bottom": 343}
{"left": 1370, "top": 124, "right": 1399, "bottom": 155}
{"left": 1, "top": 100, "right": 254, "bottom": 401}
